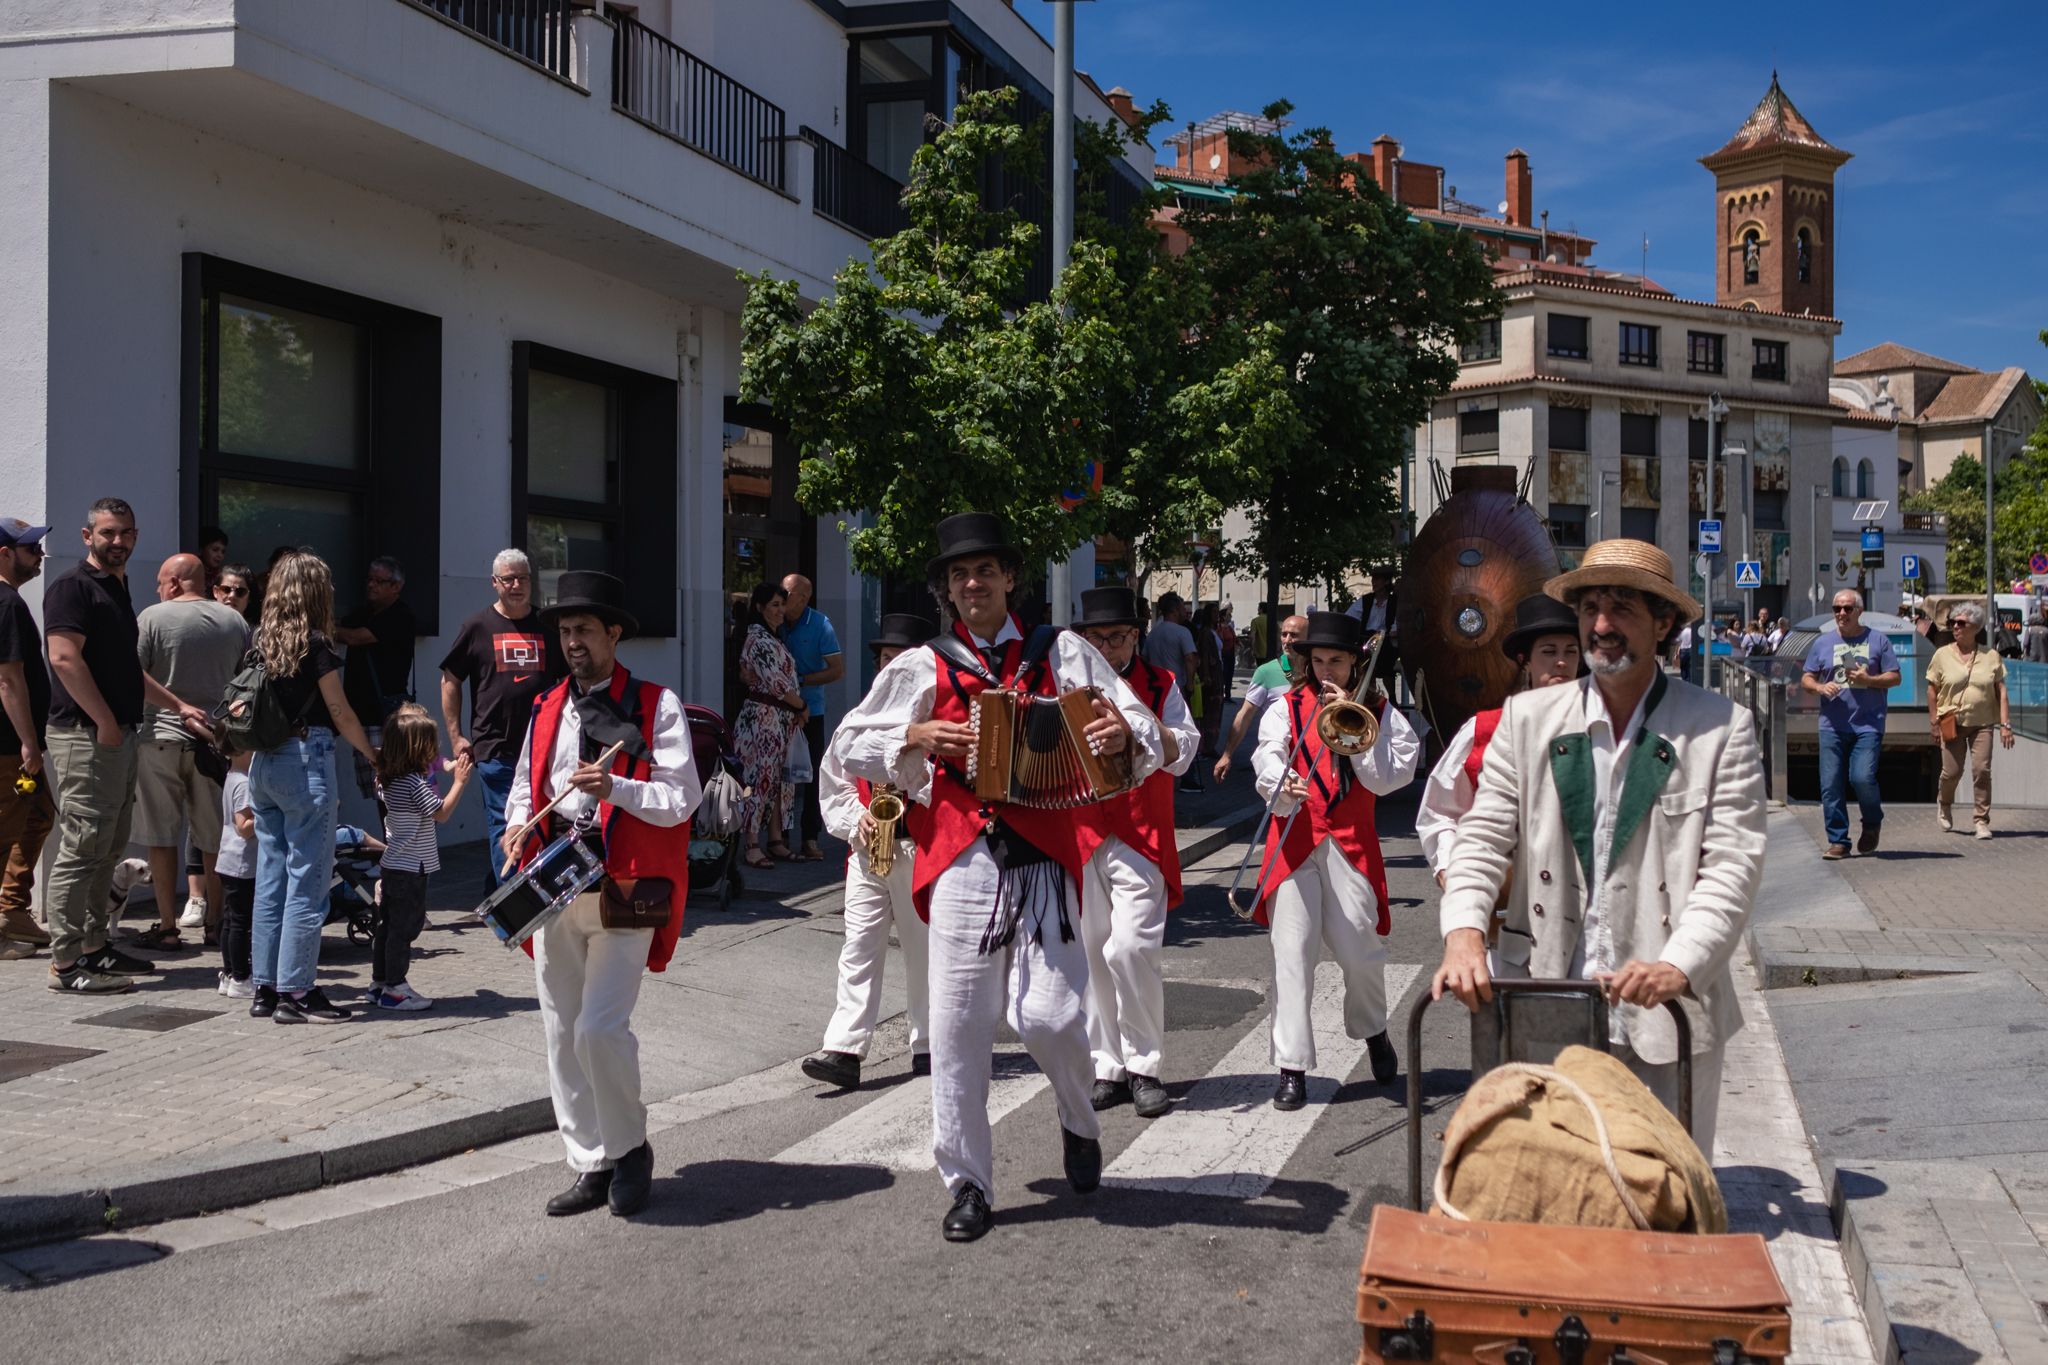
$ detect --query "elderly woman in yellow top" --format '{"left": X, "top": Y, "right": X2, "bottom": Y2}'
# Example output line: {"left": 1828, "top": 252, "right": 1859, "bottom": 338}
{"left": 1925, "top": 600, "right": 2014, "bottom": 839}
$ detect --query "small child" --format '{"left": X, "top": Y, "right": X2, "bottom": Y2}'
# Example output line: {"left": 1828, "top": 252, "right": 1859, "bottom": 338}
{"left": 215, "top": 751, "right": 256, "bottom": 999}
{"left": 369, "top": 705, "right": 473, "bottom": 1011}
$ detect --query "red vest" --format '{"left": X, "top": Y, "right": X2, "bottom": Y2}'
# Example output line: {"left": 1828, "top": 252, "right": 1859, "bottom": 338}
{"left": 910, "top": 619, "right": 1103, "bottom": 919}
{"left": 1253, "top": 686, "right": 1392, "bottom": 932}
{"left": 1463, "top": 708, "right": 1504, "bottom": 790}
{"left": 1076, "top": 656, "right": 1183, "bottom": 908}
{"left": 519, "top": 669, "right": 693, "bottom": 973}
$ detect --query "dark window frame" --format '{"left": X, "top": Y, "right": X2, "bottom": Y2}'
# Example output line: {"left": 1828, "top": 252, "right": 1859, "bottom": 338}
{"left": 1620, "top": 506, "right": 1659, "bottom": 541}
{"left": 511, "top": 342, "right": 678, "bottom": 636}
{"left": 1549, "top": 406, "right": 1589, "bottom": 452}
{"left": 1752, "top": 339, "right": 1788, "bottom": 382}
{"left": 1619, "top": 413, "right": 1658, "bottom": 457}
{"left": 1458, "top": 407, "right": 1500, "bottom": 454}
{"left": 1687, "top": 330, "right": 1725, "bottom": 375}
{"left": 1618, "top": 322, "right": 1660, "bottom": 368}
{"left": 1547, "top": 313, "right": 1590, "bottom": 360}
{"left": 181, "top": 253, "right": 442, "bottom": 632}
{"left": 1461, "top": 317, "right": 1502, "bottom": 363}
{"left": 1547, "top": 504, "right": 1589, "bottom": 549}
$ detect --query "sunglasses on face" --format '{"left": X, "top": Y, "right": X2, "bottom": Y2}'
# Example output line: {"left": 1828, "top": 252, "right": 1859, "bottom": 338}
{"left": 494, "top": 574, "right": 530, "bottom": 586}
{"left": 1831, "top": 605, "right": 1858, "bottom": 614}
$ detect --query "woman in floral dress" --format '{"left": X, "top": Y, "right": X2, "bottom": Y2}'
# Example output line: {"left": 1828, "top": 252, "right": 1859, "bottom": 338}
{"left": 734, "top": 582, "right": 805, "bottom": 868}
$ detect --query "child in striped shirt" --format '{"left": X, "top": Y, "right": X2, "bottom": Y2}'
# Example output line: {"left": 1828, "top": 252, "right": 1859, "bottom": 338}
{"left": 370, "top": 704, "right": 474, "bottom": 1011}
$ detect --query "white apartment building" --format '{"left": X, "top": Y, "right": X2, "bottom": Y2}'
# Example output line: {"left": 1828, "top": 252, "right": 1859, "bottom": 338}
{"left": 1, "top": 0, "right": 1151, "bottom": 833}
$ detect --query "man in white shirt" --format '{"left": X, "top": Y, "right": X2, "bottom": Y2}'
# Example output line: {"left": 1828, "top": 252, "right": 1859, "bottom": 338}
{"left": 501, "top": 571, "right": 701, "bottom": 1220}
{"left": 1431, "top": 541, "right": 1766, "bottom": 1153}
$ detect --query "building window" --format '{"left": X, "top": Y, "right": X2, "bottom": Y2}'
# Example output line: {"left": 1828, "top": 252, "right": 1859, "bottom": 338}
{"left": 1548, "top": 504, "right": 1588, "bottom": 548}
{"left": 1620, "top": 413, "right": 1658, "bottom": 457}
{"left": 1461, "top": 318, "right": 1501, "bottom": 363}
{"left": 1856, "top": 458, "right": 1874, "bottom": 499}
{"left": 512, "top": 343, "right": 678, "bottom": 635}
{"left": 1549, "top": 406, "right": 1589, "bottom": 452}
{"left": 1618, "top": 323, "right": 1659, "bottom": 368}
{"left": 1687, "top": 331, "right": 1725, "bottom": 375}
{"left": 1547, "top": 314, "right": 1589, "bottom": 360}
{"left": 1832, "top": 457, "right": 1850, "bottom": 497}
{"left": 183, "top": 254, "right": 442, "bottom": 631}
{"left": 1796, "top": 229, "right": 1812, "bottom": 285}
{"left": 1458, "top": 408, "right": 1499, "bottom": 454}
{"left": 1755, "top": 489, "right": 1787, "bottom": 530}
{"left": 1742, "top": 228, "right": 1761, "bottom": 286}
{"left": 1752, "top": 339, "right": 1788, "bottom": 381}
{"left": 1688, "top": 417, "right": 1709, "bottom": 460}
{"left": 1621, "top": 508, "right": 1658, "bottom": 541}
{"left": 853, "top": 33, "right": 937, "bottom": 182}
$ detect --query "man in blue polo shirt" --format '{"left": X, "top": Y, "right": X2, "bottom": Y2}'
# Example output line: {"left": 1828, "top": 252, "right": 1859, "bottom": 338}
{"left": 1800, "top": 588, "right": 1901, "bottom": 860}
{"left": 780, "top": 574, "right": 843, "bottom": 861}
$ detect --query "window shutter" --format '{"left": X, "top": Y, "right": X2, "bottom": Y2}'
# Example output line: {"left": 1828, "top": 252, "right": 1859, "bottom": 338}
{"left": 369, "top": 312, "right": 443, "bottom": 635}
{"left": 619, "top": 373, "right": 678, "bottom": 637}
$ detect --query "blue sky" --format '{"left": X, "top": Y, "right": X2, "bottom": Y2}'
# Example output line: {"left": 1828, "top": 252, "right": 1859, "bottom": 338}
{"left": 1023, "top": 0, "right": 2048, "bottom": 376}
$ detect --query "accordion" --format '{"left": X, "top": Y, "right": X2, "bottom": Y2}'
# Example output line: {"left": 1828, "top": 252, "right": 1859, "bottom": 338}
{"left": 966, "top": 687, "right": 1134, "bottom": 809}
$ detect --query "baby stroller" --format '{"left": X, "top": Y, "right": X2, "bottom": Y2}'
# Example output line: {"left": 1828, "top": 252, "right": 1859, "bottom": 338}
{"left": 327, "top": 824, "right": 384, "bottom": 946}
{"left": 684, "top": 703, "right": 746, "bottom": 910}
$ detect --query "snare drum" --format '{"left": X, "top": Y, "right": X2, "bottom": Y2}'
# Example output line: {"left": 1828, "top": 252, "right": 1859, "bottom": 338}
{"left": 476, "top": 834, "right": 608, "bottom": 948}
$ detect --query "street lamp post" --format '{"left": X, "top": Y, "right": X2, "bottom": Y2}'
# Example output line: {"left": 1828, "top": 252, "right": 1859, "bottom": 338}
{"left": 1045, "top": 0, "right": 1077, "bottom": 625}
{"left": 1705, "top": 393, "right": 1729, "bottom": 687}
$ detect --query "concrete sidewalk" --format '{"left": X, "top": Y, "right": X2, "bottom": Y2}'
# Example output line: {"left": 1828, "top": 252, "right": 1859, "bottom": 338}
{"left": 0, "top": 768, "right": 1263, "bottom": 1252}
{"left": 1752, "top": 804, "right": 2048, "bottom": 1365}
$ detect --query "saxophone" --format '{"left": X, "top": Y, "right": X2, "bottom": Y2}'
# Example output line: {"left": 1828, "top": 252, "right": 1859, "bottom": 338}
{"left": 864, "top": 785, "right": 906, "bottom": 877}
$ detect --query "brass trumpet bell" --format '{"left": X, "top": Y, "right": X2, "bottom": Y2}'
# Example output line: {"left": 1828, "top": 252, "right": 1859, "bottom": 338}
{"left": 1314, "top": 698, "right": 1380, "bottom": 756}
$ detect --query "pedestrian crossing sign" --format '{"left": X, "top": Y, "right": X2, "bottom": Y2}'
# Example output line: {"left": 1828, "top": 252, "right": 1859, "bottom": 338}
{"left": 1733, "top": 559, "right": 1762, "bottom": 590}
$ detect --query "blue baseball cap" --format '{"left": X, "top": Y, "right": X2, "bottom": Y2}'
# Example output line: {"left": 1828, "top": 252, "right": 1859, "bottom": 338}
{"left": 0, "top": 519, "right": 50, "bottom": 548}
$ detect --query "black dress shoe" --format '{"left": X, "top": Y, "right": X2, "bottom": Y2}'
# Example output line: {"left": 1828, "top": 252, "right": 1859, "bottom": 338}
{"left": 801, "top": 1050, "right": 861, "bottom": 1089}
{"left": 249, "top": 985, "right": 277, "bottom": 1019}
{"left": 942, "top": 1183, "right": 993, "bottom": 1242}
{"left": 1090, "top": 1078, "right": 1131, "bottom": 1111}
{"left": 911, "top": 1052, "right": 931, "bottom": 1078}
{"left": 1130, "top": 1073, "right": 1171, "bottom": 1119}
{"left": 546, "top": 1169, "right": 613, "bottom": 1217}
{"left": 1366, "top": 1032, "right": 1399, "bottom": 1086}
{"left": 607, "top": 1142, "right": 654, "bottom": 1216}
{"left": 1062, "top": 1127, "right": 1101, "bottom": 1194}
{"left": 1273, "top": 1069, "right": 1307, "bottom": 1111}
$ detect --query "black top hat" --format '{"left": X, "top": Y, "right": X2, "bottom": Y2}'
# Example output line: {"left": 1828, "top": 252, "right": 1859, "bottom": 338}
{"left": 539, "top": 570, "right": 638, "bottom": 639}
{"left": 1500, "top": 592, "right": 1580, "bottom": 659}
{"left": 1075, "top": 587, "right": 1140, "bottom": 629}
{"left": 870, "top": 613, "right": 936, "bottom": 654}
{"left": 926, "top": 512, "right": 1019, "bottom": 579}
{"left": 1288, "top": 610, "right": 1365, "bottom": 655}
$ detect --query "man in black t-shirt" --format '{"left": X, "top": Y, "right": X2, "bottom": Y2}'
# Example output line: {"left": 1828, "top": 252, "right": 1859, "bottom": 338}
{"left": 0, "top": 518, "right": 55, "bottom": 958}
{"left": 43, "top": 499, "right": 211, "bottom": 993}
{"left": 337, "top": 556, "right": 419, "bottom": 798}
{"left": 439, "top": 549, "right": 566, "bottom": 889}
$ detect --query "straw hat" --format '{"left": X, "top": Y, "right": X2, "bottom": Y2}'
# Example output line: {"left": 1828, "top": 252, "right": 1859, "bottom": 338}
{"left": 1544, "top": 539, "right": 1702, "bottom": 623}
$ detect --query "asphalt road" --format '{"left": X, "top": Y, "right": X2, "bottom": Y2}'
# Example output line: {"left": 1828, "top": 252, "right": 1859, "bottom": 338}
{"left": 8, "top": 803, "right": 1478, "bottom": 1365}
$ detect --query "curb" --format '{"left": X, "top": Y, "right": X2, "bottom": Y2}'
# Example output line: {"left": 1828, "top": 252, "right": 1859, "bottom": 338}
{"left": 1175, "top": 803, "right": 1263, "bottom": 866}
{"left": 1745, "top": 925, "right": 1981, "bottom": 990}
{"left": 1829, "top": 1167, "right": 1903, "bottom": 1365}
{"left": 0, "top": 1094, "right": 556, "bottom": 1254}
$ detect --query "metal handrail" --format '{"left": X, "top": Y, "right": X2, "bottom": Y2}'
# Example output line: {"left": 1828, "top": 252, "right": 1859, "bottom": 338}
{"left": 402, "top": 0, "right": 574, "bottom": 80}
{"left": 798, "top": 127, "right": 908, "bottom": 239}
{"left": 612, "top": 12, "right": 787, "bottom": 193}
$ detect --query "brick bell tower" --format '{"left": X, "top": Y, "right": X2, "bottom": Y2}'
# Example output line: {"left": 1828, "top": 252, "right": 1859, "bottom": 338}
{"left": 1701, "top": 74, "right": 1851, "bottom": 316}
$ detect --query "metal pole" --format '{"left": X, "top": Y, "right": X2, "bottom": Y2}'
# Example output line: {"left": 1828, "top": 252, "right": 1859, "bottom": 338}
{"left": 1985, "top": 444, "right": 1996, "bottom": 607}
{"left": 1705, "top": 404, "right": 1717, "bottom": 686}
{"left": 1046, "top": 1, "right": 1076, "bottom": 626}
{"left": 1811, "top": 485, "right": 1822, "bottom": 614}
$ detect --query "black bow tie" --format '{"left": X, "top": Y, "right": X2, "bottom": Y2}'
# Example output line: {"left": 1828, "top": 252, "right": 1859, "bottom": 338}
{"left": 572, "top": 685, "right": 651, "bottom": 766}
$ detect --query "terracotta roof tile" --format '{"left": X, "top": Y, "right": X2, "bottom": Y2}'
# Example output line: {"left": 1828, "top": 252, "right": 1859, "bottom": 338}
{"left": 1495, "top": 265, "right": 1840, "bottom": 324}
{"left": 1828, "top": 398, "right": 1900, "bottom": 428}
{"left": 1702, "top": 75, "right": 1849, "bottom": 167}
{"left": 1834, "top": 341, "right": 1978, "bottom": 377}
{"left": 1918, "top": 368, "right": 2027, "bottom": 424}
{"left": 1448, "top": 369, "right": 1842, "bottom": 417}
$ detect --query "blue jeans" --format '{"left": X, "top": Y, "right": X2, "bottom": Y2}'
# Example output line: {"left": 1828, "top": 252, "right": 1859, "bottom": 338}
{"left": 1817, "top": 726, "right": 1882, "bottom": 848}
{"left": 477, "top": 758, "right": 518, "bottom": 891}
{"left": 250, "top": 730, "right": 339, "bottom": 993}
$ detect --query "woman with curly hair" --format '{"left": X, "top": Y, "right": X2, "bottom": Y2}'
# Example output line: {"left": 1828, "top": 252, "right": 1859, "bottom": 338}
{"left": 246, "top": 552, "right": 378, "bottom": 1024}
{"left": 732, "top": 581, "right": 805, "bottom": 869}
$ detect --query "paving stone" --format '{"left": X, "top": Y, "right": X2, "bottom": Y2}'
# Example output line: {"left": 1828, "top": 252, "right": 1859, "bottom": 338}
{"left": 1, "top": 1236, "right": 165, "bottom": 1284}
{"left": 130, "top": 1212, "right": 269, "bottom": 1254}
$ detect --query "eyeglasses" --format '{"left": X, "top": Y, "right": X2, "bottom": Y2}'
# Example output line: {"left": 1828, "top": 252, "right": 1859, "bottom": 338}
{"left": 220, "top": 586, "right": 249, "bottom": 599}
{"left": 367, "top": 575, "right": 398, "bottom": 587}
{"left": 1831, "top": 605, "right": 1858, "bottom": 614}
{"left": 493, "top": 574, "right": 530, "bottom": 586}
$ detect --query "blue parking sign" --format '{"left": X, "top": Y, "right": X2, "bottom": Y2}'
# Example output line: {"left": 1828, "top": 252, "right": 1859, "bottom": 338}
{"left": 1901, "top": 554, "right": 1922, "bottom": 580}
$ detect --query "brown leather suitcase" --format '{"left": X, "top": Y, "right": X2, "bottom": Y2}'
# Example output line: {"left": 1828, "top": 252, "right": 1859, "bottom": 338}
{"left": 1357, "top": 1207, "right": 1791, "bottom": 1365}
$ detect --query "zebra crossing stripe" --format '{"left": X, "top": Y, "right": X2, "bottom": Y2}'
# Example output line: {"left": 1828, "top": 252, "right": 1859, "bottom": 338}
{"left": 770, "top": 1051, "right": 1046, "bottom": 1171}
{"left": 1103, "top": 962, "right": 1424, "bottom": 1199}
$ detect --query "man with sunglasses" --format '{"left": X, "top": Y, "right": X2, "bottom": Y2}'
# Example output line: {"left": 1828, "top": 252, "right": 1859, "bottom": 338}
{"left": 440, "top": 549, "right": 567, "bottom": 889}
{"left": 0, "top": 519, "right": 54, "bottom": 959}
{"left": 1800, "top": 589, "right": 1900, "bottom": 860}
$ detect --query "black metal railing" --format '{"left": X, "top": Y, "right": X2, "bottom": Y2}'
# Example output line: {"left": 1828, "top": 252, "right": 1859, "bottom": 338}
{"left": 613, "top": 13, "right": 786, "bottom": 193}
{"left": 403, "top": 0, "right": 573, "bottom": 80}
{"left": 801, "top": 128, "right": 908, "bottom": 239}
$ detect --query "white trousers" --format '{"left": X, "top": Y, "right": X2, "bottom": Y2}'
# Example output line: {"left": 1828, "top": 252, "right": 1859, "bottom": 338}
{"left": 928, "top": 837, "right": 1098, "bottom": 1204}
{"left": 533, "top": 892, "right": 653, "bottom": 1172}
{"left": 1079, "top": 837, "right": 1168, "bottom": 1082}
{"left": 820, "top": 845, "right": 928, "bottom": 1059}
{"left": 1615, "top": 1037, "right": 1727, "bottom": 1160}
{"left": 1268, "top": 840, "right": 1388, "bottom": 1073}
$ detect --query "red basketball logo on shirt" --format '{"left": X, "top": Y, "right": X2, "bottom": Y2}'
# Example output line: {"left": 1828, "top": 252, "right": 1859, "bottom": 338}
{"left": 495, "top": 634, "right": 545, "bottom": 672}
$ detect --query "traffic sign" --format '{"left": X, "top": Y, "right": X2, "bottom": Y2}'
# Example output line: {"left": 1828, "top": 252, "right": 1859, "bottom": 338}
{"left": 1699, "top": 519, "right": 1722, "bottom": 553}
{"left": 1901, "top": 553, "right": 1921, "bottom": 581}
{"left": 2031, "top": 552, "right": 2048, "bottom": 576}
{"left": 1733, "top": 560, "right": 1762, "bottom": 590}
{"left": 1860, "top": 527, "right": 1884, "bottom": 552}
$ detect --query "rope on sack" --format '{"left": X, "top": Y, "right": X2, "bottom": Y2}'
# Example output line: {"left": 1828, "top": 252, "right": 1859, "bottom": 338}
{"left": 1432, "top": 1061, "right": 1653, "bottom": 1231}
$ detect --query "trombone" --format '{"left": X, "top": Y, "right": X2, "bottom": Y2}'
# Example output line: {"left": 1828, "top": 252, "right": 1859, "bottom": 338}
{"left": 1224, "top": 631, "right": 1388, "bottom": 919}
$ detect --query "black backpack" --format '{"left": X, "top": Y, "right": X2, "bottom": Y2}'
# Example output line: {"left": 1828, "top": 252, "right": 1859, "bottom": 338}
{"left": 214, "top": 648, "right": 311, "bottom": 755}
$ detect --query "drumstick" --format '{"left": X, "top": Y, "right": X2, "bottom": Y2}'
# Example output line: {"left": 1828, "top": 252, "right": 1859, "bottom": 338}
{"left": 499, "top": 740, "right": 627, "bottom": 876}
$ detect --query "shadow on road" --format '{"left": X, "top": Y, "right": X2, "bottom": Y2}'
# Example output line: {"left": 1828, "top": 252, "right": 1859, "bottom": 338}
{"left": 643, "top": 1159, "right": 895, "bottom": 1226}
{"left": 1007, "top": 1176, "right": 1350, "bottom": 1234}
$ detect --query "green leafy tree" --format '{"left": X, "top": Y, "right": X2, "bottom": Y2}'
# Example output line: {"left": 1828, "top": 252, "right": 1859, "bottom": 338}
{"left": 740, "top": 88, "right": 1133, "bottom": 580}
{"left": 1906, "top": 328, "right": 2048, "bottom": 591}
{"left": 1172, "top": 102, "right": 1500, "bottom": 596}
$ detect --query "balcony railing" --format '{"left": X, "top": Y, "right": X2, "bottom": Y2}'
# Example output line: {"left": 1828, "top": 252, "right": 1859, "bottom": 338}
{"left": 613, "top": 13, "right": 786, "bottom": 193}
{"left": 402, "top": 0, "right": 574, "bottom": 81}
{"left": 801, "top": 128, "right": 908, "bottom": 239}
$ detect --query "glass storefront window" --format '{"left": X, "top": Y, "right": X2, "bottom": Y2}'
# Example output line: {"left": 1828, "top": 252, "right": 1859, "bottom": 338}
{"left": 215, "top": 478, "right": 362, "bottom": 576}
{"left": 859, "top": 35, "right": 932, "bottom": 84}
{"left": 527, "top": 369, "right": 616, "bottom": 503}
{"left": 527, "top": 513, "right": 613, "bottom": 607}
{"left": 864, "top": 99, "right": 926, "bottom": 182}
{"left": 217, "top": 294, "right": 363, "bottom": 468}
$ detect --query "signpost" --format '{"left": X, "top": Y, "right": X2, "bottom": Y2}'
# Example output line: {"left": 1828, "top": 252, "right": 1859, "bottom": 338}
{"left": 1860, "top": 525, "right": 1884, "bottom": 570}
{"left": 1733, "top": 560, "right": 1762, "bottom": 591}
{"left": 2031, "top": 552, "right": 2048, "bottom": 576}
{"left": 1901, "top": 553, "right": 1921, "bottom": 583}
{"left": 1699, "top": 519, "right": 1723, "bottom": 554}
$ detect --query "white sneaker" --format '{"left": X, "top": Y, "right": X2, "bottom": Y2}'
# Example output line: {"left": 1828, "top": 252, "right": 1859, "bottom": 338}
{"left": 1937, "top": 805, "right": 1953, "bottom": 833}
{"left": 1975, "top": 823, "right": 1993, "bottom": 841}
{"left": 377, "top": 981, "right": 434, "bottom": 1012}
{"left": 178, "top": 896, "right": 207, "bottom": 929}
{"left": 222, "top": 976, "right": 256, "bottom": 999}
{"left": 217, "top": 971, "right": 230, "bottom": 997}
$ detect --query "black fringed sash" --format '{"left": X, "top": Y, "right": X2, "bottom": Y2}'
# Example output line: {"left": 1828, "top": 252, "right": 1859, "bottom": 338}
{"left": 979, "top": 818, "right": 1073, "bottom": 953}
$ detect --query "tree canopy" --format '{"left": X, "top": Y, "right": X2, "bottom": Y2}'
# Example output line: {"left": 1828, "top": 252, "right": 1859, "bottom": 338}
{"left": 1905, "top": 328, "right": 2048, "bottom": 592}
